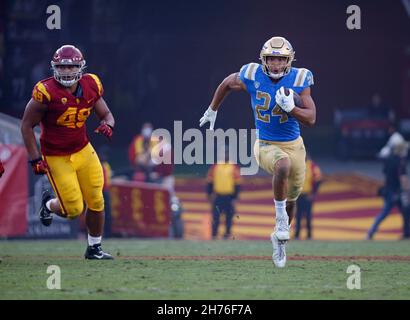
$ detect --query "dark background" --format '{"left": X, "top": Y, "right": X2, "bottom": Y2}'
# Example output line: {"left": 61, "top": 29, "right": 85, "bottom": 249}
{"left": 1, "top": 0, "right": 409, "bottom": 167}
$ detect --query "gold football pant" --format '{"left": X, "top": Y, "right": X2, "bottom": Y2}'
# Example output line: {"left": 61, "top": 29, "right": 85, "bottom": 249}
{"left": 254, "top": 136, "right": 306, "bottom": 201}
{"left": 44, "top": 143, "right": 105, "bottom": 218}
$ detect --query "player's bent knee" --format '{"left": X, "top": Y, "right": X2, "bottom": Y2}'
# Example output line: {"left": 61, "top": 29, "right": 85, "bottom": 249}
{"left": 275, "top": 157, "right": 291, "bottom": 168}
{"left": 65, "top": 202, "right": 84, "bottom": 219}
{"left": 274, "top": 159, "right": 291, "bottom": 178}
{"left": 87, "top": 198, "right": 105, "bottom": 212}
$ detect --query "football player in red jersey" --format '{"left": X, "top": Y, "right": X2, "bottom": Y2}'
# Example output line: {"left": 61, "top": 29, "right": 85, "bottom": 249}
{"left": 21, "top": 45, "right": 115, "bottom": 259}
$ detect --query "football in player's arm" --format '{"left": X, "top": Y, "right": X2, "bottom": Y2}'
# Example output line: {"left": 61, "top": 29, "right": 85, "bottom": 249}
{"left": 200, "top": 36, "right": 316, "bottom": 268}
{"left": 199, "top": 68, "right": 315, "bottom": 129}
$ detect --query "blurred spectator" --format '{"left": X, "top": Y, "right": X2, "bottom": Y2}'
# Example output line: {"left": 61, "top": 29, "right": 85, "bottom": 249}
{"left": 169, "top": 196, "right": 184, "bottom": 239}
{"left": 128, "top": 123, "right": 176, "bottom": 198}
{"left": 367, "top": 93, "right": 395, "bottom": 122}
{"left": 151, "top": 133, "right": 175, "bottom": 197}
{"left": 99, "top": 146, "right": 112, "bottom": 238}
{"left": 378, "top": 123, "right": 406, "bottom": 159}
{"left": 206, "top": 148, "right": 241, "bottom": 240}
{"left": 128, "top": 122, "right": 157, "bottom": 182}
{"left": 294, "top": 154, "right": 322, "bottom": 240}
{"left": 367, "top": 140, "right": 410, "bottom": 240}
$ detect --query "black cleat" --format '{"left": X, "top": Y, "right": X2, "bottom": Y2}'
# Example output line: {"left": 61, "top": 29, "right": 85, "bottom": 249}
{"left": 84, "top": 244, "right": 114, "bottom": 260}
{"left": 39, "top": 190, "right": 53, "bottom": 226}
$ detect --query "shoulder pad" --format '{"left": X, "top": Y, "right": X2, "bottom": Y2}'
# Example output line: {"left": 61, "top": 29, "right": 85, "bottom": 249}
{"left": 293, "top": 68, "right": 314, "bottom": 87}
{"left": 32, "top": 81, "right": 51, "bottom": 103}
{"left": 240, "top": 63, "right": 259, "bottom": 81}
{"left": 86, "top": 73, "right": 104, "bottom": 97}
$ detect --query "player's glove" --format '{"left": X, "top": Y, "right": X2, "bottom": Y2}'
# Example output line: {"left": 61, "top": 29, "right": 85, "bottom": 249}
{"left": 275, "top": 86, "right": 295, "bottom": 113}
{"left": 29, "top": 157, "right": 49, "bottom": 175}
{"left": 95, "top": 121, "right": 114, "bottom": 140}
{"left": 199, "top": 106, "right": 218, "bottom": 131}
{"left": 0, "top": 161, "right": 4, "bottom": 178}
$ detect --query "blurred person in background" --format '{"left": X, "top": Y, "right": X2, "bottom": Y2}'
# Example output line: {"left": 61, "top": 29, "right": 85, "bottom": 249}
{"left": 378, "top": 123, "right": 406, "bottom": 159}
{"left": 151, "top": 133, "right": 175, "bottom": 197}
{"left": 128, "top": 122, "right": 158, "bottom": 182}
{"left": 367, "top": 140, "right": 410, "bottom": 240}
{"left": 206, "top": 148, "right": 241, "bottom": 240}
{"left": 294, "top": 154, "right": 322, "bottom": 240}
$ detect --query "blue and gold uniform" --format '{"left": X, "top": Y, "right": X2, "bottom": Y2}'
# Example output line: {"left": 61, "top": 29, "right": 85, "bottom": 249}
{"left": 239, "top": 62, "right": 314, "bottom": 201}
{"left": 239, "top": 64, "right": 313, "bottom": 142}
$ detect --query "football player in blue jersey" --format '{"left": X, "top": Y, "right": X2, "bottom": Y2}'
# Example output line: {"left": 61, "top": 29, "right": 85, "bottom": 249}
{"left": 200, "top": 36, "right": 316, "bottom": 268}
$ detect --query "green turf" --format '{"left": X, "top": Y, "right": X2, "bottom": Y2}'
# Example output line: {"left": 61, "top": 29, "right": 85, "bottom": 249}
{"left": 0, "top": 239, "right": 409, "bottom": 300}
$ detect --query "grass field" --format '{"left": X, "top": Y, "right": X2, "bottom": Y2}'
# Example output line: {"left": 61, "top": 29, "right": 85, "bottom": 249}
{"left": 1, "top": 239, "right": 410, "bottom": 300}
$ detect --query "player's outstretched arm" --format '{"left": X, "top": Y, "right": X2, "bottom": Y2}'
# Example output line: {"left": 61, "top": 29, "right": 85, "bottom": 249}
{"left": 94, "top": 97, "right": 115, "bottom": 140}
{"left": 21, "top": 99, "right": 47, "bottom": 161}
{"left": 289, "top": 87, "right": 316, "bottom": 127}
{"left": 200, "top": 72, "right": 246, "bottom": 130}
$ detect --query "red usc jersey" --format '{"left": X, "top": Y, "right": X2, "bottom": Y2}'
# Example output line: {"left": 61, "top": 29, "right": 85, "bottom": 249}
{"left": 32, "top": 73, "right": 104, "bottom": 155}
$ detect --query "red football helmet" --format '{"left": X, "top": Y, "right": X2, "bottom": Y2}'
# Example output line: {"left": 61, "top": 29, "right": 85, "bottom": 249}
{"left": 51, "top": 45, "right": 86, "bottom": 87}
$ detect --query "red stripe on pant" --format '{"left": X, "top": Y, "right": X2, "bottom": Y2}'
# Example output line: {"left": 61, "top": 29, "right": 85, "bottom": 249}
{"left": 43, "top": 156, "right": 68, "bottom": 217}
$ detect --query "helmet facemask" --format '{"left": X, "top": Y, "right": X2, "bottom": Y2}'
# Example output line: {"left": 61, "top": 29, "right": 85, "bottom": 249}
{"left": 259, "top": 37, "right": 295, "bottom": 79}
{"left": 261, "top": 55, "right": 292, "bottom": 79}
{"left": 51, "top": 60, "right": 86, "bottom": 87}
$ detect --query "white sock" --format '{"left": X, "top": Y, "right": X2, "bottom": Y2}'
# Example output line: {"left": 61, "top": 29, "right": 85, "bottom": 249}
{"left": 46, "top": 200, "right": 53, "bottom": 211}
{"left": 274, "top": 199, "right": 288, "bottom": 219}
{"left": 88, "top": 235, "right": 102, "bottom": 246}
